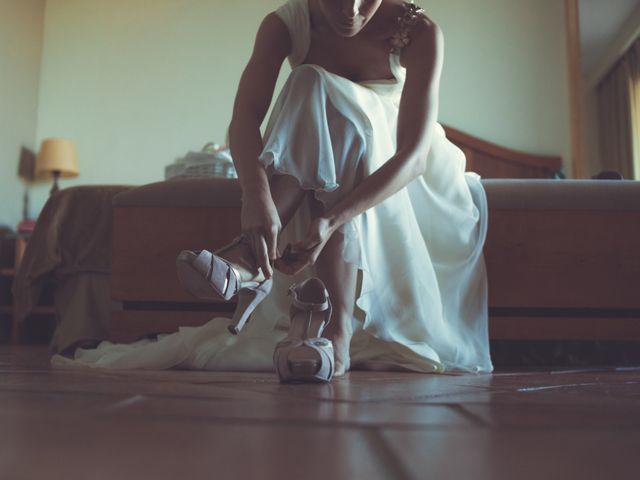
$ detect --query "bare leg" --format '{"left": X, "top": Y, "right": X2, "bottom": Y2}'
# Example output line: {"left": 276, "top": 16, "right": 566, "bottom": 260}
{"left": 309, "top": 197, "right": 357, "bottom": 376}
{"left": 270, "top": 174, "right": 307, "bottom": 227}
{"left": 216, "top": 173, "right": 306, "bottom": 283}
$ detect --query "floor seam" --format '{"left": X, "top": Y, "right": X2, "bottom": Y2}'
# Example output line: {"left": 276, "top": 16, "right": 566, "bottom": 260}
{"left": 447, "top": 404, "right": 492, "bottom": 428}
{"left": 368, "top": 427, "right": 416, "bottom": 480}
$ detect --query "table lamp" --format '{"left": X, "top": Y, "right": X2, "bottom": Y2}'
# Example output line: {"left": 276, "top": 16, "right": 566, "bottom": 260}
{"left": 35, "top": 139, "right": 79, "bottom": 195}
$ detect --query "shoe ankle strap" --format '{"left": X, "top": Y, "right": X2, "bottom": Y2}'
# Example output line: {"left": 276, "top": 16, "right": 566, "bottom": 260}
{"left": 288, "top": 285, "right": 330, "bottom": 312}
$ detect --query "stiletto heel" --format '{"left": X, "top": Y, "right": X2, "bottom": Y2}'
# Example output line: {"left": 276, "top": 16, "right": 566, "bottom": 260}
{"left": 227, "top": 279, "right": 273, "bottom": 335}
{"left": 176, "top": 236, "right": 272, "bottom": 334}
{"left": 274, "top": 277, "right": 334, "bottom": 383}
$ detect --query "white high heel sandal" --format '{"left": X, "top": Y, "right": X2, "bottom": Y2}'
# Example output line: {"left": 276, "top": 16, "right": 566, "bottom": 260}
{"left": 175, "top": 236, "right": 273, "bottom": 335}
{"left": 274, "top": 277, "right": 335, "bottom": 383}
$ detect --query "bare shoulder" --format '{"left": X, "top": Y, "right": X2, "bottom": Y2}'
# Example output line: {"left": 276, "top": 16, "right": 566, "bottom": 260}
{"left": 261, "top": 11, "right": 290, "bottom": 36}
{"left": 413, "top": 14, "right": 443, "bottom": 44}
{"left": 400, "top": 13, "right": 444, "bottom": 69}
{"left": 253, "top": 12, "right": 292, "bottom": 60}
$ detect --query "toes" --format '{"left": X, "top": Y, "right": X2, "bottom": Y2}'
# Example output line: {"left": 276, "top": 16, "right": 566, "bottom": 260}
{"left": 333, "top": 361, "right": 350, "bottom": 377}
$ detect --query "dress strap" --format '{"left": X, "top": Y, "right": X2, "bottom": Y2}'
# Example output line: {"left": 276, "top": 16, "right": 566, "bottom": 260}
{"left": 275, "top": 0, "right": 311, "bottom": 68}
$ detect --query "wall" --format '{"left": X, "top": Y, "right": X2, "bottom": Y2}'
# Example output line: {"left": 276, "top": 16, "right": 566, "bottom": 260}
{"left": 0, "top": 0, "right": 46, "bottom": 228}
{"left": 423, "top": 0, "right": 571, "bottom": 168}
{"left": 32, "top": 0, "right": 286, "bottom": 216}
{"left": 583, "top": 87, "right": 602, "bottom": 176}
{"left": 26, "top": 0, "right": 572, "bottom": 219}
{"left": 579, "top": 0, "right": 640, "bottom": 180}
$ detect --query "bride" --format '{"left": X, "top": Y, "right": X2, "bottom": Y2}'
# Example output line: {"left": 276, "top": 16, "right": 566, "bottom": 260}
{"left": 57, "top": 0, "right": 493, "bottom": 380}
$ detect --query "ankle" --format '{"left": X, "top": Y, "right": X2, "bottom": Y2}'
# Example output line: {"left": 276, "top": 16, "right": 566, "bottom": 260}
{"left": 216, "top": 243, "right": 264, "bottom": 284}
{"left": 324, "top": 322, "right": 353, "bottom": 343}
{"left": 326, "top": 308, "right": 353, "bottom": 331}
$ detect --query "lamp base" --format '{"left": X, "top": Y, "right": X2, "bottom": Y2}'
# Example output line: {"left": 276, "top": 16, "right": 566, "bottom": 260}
{"left": 50, "top": 170, "right": 61, "bottom": 196}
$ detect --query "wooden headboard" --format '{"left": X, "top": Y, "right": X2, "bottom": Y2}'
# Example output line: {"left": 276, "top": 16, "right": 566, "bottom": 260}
{"left": 443, "top": 125, "right": 563, "bottom": 179}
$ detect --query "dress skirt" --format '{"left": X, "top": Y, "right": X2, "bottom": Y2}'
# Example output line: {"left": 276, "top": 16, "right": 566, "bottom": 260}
{"left": 53, "top": 64, "right": 493, "bottom": 374}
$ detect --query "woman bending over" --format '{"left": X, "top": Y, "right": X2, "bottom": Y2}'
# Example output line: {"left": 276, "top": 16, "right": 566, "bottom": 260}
{"left": 61, "top": 0, "right": 492, "bottom": 378}
{"left": 179, "top": 0, "right": 492, "bottom": 377}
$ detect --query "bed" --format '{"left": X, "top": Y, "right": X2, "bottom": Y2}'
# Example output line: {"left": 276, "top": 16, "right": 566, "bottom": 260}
{"left": 13, "top": 126, "right": 640, "bottom": 352}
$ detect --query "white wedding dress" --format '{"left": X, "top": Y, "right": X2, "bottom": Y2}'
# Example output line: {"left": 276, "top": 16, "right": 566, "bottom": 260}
{"left": 53, "top": 0, "right": 493, "bottom": 374}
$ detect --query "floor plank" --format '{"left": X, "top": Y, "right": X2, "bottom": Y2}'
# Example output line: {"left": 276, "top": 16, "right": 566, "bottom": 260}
{"left": 1, "top": 346, "right": 639, "bottom": 480}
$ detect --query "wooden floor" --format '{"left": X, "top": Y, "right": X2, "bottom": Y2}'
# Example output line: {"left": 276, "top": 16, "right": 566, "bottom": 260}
{"left": 1, "top": 346, "right": 639, "bottom": 480}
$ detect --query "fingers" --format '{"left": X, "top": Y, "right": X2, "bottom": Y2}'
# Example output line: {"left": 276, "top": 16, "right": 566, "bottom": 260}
{"left": 274, "top": 256, "right": 306, "bottom": 276}
{"left": 264, "top": 225, "right": 279, "bottom": 261}
{"left": 271, "top": 218, "right": 329, "bottom": 276}
{"left": 255, "top": 234, "right": 272, "bottom": 278}
{"left": 274, "top": 244, "right": 294, "bottom": 274}
{"left": 273, "top": 242, "right": 319, "bottom": 276}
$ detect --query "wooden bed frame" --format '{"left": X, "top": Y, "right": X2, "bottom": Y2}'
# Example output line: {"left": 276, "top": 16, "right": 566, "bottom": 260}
{"left": 109, "top": 127, "right": 640, "bottom": 344}
{"left": 442, "top": 125, "right": 562, "bottom": 179}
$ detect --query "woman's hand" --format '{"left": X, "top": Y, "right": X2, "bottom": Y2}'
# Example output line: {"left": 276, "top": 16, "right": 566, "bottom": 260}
{"left": 275, "top": 217, "right": 334, "bottom": 275}
{"left": 240, "top": 190, "right": 281, "bottom": 278}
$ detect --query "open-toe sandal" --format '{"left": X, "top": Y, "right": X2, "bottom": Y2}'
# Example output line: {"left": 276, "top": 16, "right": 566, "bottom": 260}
{"left": 274, "top": 277, "right": 334, "bottom": 383}
{"left": 176, "top": 236, "right": 273, "bottom": 334}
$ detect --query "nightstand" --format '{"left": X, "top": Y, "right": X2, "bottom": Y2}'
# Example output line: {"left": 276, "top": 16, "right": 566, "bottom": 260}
{"left": 0, "top": 235, "right": 55, "bottom": 344}
{"left": 0, "top": 234, "right": 17, "bottom": 343}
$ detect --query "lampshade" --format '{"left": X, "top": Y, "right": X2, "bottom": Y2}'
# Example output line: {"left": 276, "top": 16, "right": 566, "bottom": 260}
{"left": 35, "top": 138, "right": 79, "bottom": 179}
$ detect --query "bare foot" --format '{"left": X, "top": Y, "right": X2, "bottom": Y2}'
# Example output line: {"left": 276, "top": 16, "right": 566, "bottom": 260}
{"left": 216, "top": 241, "right": 265, "bottom": 284}
{"left": 324, "top": 328, "right": 352, "bottom": 377}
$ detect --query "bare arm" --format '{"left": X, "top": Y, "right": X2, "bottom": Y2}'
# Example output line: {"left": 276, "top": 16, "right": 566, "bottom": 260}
{"left": 276, "top": 19, "right": 444, "bottom": 273}
{"left": 325, "top": 20, "right": 444, "bottom": 231}
{"left": 228, "top": 13, "right": 290, "bottom": 277}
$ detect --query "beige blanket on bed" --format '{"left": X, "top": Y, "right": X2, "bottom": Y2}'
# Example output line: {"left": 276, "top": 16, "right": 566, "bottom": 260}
{"left": 13, "top": 185, "right": 133, "bottom": 351}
